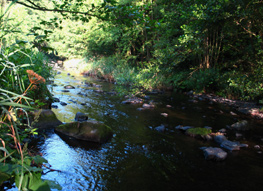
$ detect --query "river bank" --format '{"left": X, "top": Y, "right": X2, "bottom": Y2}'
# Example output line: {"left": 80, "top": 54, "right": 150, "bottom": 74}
{"left": 54, "top": 59, "right": 263, "bottom": 121}
{"left": 187, "top": 92, "right": 263, "bottom": 120}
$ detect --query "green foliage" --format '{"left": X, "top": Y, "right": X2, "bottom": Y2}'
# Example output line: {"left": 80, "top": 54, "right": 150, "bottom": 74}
{"left": 183, "top": 68, "right": 222, "bottom": 93}
{"left": 225, "top": 66, "right": 263, "bottom": 100}
{"left": 7, "top": 0, "right": 263, "bottom": 101}
{"left": 0, "top": 2, "right": 56, "bottom": 190}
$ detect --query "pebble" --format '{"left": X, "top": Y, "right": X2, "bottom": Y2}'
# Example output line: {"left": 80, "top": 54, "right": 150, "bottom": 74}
{"left": 155, "top": 125, "right": 165, "bottom": 132}
{"left": 142, "top": 103, "right": 155, "bottom": 108}
{"left": 60, "top": 102, "right": 67, "bottom": 106}
{"left": 64, "top": 85, "right": 75, "bottom": 89}
{"left": 61, "top": 90, "right": 70, "bottom": 93}
{"left": 219, "top": 128, "right": 227, "bottom": 133}
{"left": 161, "top": 113, "right": 168, "bottom": 117}
{"left": 52, "top": 97, "right": 60, "bottom": 102}
{"left": 230, "top": 111, "right": 237, "bottom": 116}
{"left": 51, "top": 105, "right": 58, "bottom": 109}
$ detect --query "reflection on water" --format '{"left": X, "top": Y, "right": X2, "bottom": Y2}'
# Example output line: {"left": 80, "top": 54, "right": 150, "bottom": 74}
{"left": 38, "top": 71, "right": 263, "bottom": 191}
{"left": 40, "top": 133, "right": 107, "bottom": 190}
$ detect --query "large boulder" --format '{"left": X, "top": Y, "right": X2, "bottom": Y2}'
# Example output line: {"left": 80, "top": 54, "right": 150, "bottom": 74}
{"left": 31, "top": 109, "right": 62, "bottom": 130}
{"left": 55, "top": 121, "right": 113, "bottom": 143}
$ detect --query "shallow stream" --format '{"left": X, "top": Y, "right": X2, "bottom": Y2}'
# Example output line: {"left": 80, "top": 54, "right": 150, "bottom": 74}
{"left": 38, "top": 70, "right": 263, "bottom": 190}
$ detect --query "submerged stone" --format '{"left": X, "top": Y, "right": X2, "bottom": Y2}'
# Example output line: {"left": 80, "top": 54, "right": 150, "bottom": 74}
{"left": 55, "top": 121, "right": 113, "bottom": 143}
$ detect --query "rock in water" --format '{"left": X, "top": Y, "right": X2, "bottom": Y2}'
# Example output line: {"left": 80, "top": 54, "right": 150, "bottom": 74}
{"left": 214, "top": 135, "right": 228, "bottom": 144}
{"left": 64, "top": 85, "right": 75, "bottom": 89}
{"left": 75, "top": 112, "right": 89, "bottom": 122}
{"left": 55, "top": 121, "right": 113, "bottom": 143}
{"left": 155, "top": 124, "right": 165, "bottom": 132}
{"left": 31, "top": 109, "right": 62, "bottom": 130}
{"left": 201, "top": 147, "right": 227, "bottom": 161}
{"left": 60, "top": 102, "right": 67, "bottom": 106}
{"left": 142, "top": 103, "right": 155, "bottom": 108}
{"left": 122, "top": 97, "right": 143, "bottom": 104}
{"left": 175, "top": 125, "right": 193, "bottom": 131}
{"left": 220, "top": 140, "right": 241, "bottom": 151}
{"left": 231, "top": 120, "right": 249, "bottom": 131}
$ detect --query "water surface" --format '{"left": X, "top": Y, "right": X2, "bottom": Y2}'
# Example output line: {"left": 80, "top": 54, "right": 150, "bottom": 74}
{"left": 38, "top": 71, "right": 263, "bottom": 191}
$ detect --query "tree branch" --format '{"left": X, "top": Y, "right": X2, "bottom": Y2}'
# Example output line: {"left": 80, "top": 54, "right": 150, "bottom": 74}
{"left": 13, "top": 0, "right": 101, "bottom": 18}
{"left": 234, "top": 20, "right": 257, "bottom": 37}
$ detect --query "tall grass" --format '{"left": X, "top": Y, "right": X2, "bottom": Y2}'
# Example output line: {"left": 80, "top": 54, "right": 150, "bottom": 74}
{"left": 0, "top": 2, "right": 56, "bottom": 190}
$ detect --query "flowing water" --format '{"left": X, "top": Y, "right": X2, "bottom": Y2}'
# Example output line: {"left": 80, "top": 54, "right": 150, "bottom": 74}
{"left": 37, "top": 70, "right": 263, "bottom": 190}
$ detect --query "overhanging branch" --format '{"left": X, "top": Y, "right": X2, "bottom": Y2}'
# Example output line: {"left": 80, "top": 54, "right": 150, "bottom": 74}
{"left": 13, "top": 0, "right": 103, "bottom": 18}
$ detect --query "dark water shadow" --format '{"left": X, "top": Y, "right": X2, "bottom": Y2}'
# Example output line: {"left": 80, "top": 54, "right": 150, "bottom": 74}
{"left": 55, "top": 131, "right": 102, "bottom": 150}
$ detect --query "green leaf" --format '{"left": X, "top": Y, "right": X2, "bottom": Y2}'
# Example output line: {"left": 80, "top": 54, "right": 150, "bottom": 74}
{"left": 32, "top": 155, "right": 48, "bottom": 166}
{"left": 0, "top": 171, "right": 10, "bottom": 184}
{"left": 46, "top": 179, "right": 62, "bottom": 190}
{"left": 15, "top": 171, "right": 50, "bottom": 190}
{"left": 28, "top": 173, "right": 51, "bottom": 191}
{"left": 0, "top": 149, "right": 15, "bottom": 162}
{"left": 0, "top": 102, "right": 33, "bottom": 109}
{"left": 0, "top": 163, "right": 21, "bottom": 176}
{"left": 0, "top": 88, "right": 31, "bottom": 98}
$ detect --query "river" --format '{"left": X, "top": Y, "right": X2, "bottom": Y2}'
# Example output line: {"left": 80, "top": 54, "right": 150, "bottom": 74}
{"left": 37, "top": 70, "right": 263, "bottom": 191}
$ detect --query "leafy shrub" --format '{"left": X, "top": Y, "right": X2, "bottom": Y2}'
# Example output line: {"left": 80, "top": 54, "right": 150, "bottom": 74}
{"left": 183, "top": 68, "right": 222, "bottom": 93}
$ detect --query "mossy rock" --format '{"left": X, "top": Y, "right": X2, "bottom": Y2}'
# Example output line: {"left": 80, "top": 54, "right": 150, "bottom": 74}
{"left": 186, "top": 127, "right": 212, "bottom": 137}
{"left": 31, "top": 109, "right": 62, "bottom": 130}
{"left": 55, "top": 121, "right": 113, "bottom": 143}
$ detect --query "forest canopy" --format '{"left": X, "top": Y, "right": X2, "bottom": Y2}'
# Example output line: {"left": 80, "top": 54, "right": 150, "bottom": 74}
{"left": 3, "top": 0, "right": 263, "bottom": 100}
